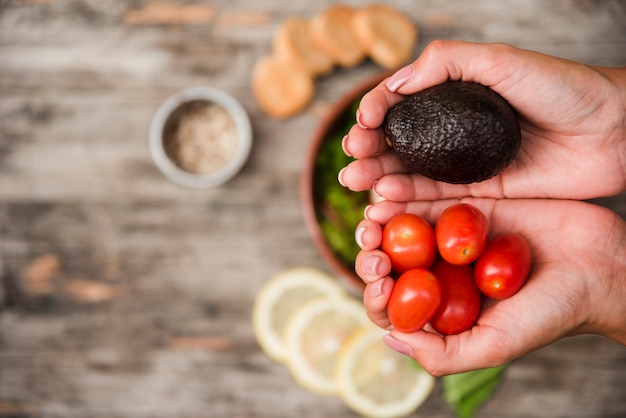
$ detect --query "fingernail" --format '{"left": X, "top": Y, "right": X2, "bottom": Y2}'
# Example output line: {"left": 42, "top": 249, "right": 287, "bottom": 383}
{"left": 363, "top": 255, "right": 382, "bottom": 277}
{"left": 337, "top": 167, "right": 347, "bottom": 187}
{"left": 369, "top": 277, "right": 384, "bottom": 297}
{"left": 356, "top": 109, "right": 368, "bottom": 129}
{"left": 372, "top": 180, "right": 381, "bottom": 196}
{"left": 341, "top": 134, "right": 352, "bottom": 157}
{"left": 386, "top": 64, "right": 415, "bottom": 92}
{"left": 363, "top": 204, "right": 373, "bottom": 220}
{"left": 383, "top": 335, "right": 413, "bottom": 357}
{"left": 355, "top": 225, "right": 367, "bottom": 248}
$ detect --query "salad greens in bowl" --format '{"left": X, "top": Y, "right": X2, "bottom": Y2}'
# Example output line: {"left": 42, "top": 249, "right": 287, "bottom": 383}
{"left": 300, "top": 73, "right": 388, "bottom": 294}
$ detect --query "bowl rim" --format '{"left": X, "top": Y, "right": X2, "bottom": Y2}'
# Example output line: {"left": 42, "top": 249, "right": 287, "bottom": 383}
{"left": 299, "top": 71, "right": 390, "bottom": 295}
{"left": 149, "top": 86, "right": 253, "bottom": 189}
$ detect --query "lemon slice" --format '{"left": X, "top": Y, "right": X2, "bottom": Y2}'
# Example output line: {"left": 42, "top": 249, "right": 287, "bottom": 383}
{"left": 284, "top": 296, "right": 369, "bottom": 395}
{"left": 252, "top": 267, "right": 346, "bottom": 363}
{"left": 336, "top": 326, "right": 435, "bottom": 418}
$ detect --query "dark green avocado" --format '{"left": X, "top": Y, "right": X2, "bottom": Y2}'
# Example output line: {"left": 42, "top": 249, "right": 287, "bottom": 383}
{"left": 383, "top": 81, "right": 521, "bottom": 184}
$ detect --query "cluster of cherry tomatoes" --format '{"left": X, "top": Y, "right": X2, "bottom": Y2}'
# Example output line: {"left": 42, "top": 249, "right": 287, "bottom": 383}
{"left": 380, "top": 203, "right": 532, "bottom": 335}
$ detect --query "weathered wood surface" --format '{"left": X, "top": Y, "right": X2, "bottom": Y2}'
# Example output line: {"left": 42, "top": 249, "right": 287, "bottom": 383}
{"left": 1, "top": 1, "right": 625, "bottom": 417}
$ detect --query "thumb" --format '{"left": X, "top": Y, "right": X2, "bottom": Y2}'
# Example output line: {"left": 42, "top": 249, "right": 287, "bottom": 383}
{"left": 387, "top": 40, "right": 522, "bottom": 95}
{"left": 383, "top": 325, "right": 517, "bottom": 376}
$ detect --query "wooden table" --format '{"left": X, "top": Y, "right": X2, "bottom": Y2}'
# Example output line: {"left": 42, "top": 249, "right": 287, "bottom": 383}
{"left": 1, "top": 1, "right": 625, "bottom": 417}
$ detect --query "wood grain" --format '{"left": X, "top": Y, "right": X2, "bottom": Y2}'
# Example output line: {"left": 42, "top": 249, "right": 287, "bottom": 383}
{"left": 1, "top": 1, "right": 625, "bottom": 417}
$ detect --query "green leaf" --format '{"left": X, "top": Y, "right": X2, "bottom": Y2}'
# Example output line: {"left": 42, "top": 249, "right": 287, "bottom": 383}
{"left": 312, "top": 97, "right": 369, "bottom": 269}
{"left": 442, "top": 364, "right": 508, "bottom": 418}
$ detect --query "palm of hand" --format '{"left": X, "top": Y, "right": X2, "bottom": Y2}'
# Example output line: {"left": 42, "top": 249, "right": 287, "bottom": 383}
{"left": 362, "top": 198, "right": 623, "bottom": 375}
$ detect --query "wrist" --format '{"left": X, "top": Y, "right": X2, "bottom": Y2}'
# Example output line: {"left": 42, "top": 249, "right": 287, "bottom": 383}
{"left": 587, "top": 219, "right": 626, "bottom": 345}
{"left": 598, "top": 66, "right": 626, "bottom": 190}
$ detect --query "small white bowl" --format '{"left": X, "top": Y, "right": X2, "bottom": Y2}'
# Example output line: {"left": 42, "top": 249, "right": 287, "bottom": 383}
{"left": 149, "top": 86, "right": 252, "bottom": 188}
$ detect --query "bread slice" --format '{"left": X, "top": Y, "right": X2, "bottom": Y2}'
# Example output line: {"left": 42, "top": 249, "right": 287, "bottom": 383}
{"left": 273, "top": 16, "right": 335, "bottom": 77}
{"left": 353, "top": 4, "right": 418, "bottom": 69}
{"left": 311, "top": 5, "right": 365, "bottom": 68}
{"left": 251, "top": 54, "right": 315, "bottom": 119}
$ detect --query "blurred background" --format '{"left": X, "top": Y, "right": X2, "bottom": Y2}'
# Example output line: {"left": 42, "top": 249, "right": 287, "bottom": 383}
{"left": 1, "top": 1, "right": 625, "bottom": 417}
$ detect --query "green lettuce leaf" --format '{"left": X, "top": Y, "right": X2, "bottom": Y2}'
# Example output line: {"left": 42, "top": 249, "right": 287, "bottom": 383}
{"left": 442, "top": 364, "right": 508, "bottom": 418}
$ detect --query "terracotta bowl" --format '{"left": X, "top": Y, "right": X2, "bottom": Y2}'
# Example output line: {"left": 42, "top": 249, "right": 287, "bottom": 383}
{"left": 300, "top": 72, "right": 389, "bottom": 295}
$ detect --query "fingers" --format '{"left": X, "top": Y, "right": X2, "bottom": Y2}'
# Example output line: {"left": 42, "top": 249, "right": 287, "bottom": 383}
{"left": 354, "top": 219, "right": 391, "bottom": 280}
{"left": 372, "top": 173, "right": 474, "bottom": 202}
{"left": 355, "top": 219, "right": 382, "bottom": 251}
{"left": 391, "top": 40, "right": 521, "bottom": 96}
{"left": 354, "top": 248, "right": 394, "bottom": 329}
{"left": 354, "top": 40, "right": 523, "bottom": 132}
{"left": 340, "top": 162, "right": 504, "bottom": 200}
{"left": 354, "top": 219, "right": 393, "bottom": 329}
{"left": 362, "top": 200, "right": 440, "bottom": 225}
{"left": 362, "top": 277, "right": 394, "bottom": 329}
{"left": 339, "top": 116, "right": 407, "bottom": 193}
{"left": 342, "top": 124, "right": 389, "bottom": 159}
{"left": 356, "top": 78, "right": 407, "bottom": 129}
{"left": 339, "top": 150, "right": 407, "bottom": 191}
{"left": 384, "top": 325, "right": 514, "bottom": 376}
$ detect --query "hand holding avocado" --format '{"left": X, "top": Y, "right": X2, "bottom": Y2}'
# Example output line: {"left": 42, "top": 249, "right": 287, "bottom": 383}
{"left": 340, "top": 40, "right": 626, "bottom": 201}
{"left": 339, "top": 40, "right": 626, "bottom": 376}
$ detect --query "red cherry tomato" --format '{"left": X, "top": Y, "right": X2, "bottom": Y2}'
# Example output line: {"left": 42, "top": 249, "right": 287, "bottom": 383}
{"left": 381, "top": 213, "right": 436, "bottom": 274}
{"left": 387, "top": 268, "right": 442, "bottom": 333}
{"left": 474, "top": 233, "right": 532, "bottom": 299}
{"left": 435, "top": 203, "right": 489, "bottom": 265}
{"left": 429, "top": 259, "right": 482, "bottom": 335}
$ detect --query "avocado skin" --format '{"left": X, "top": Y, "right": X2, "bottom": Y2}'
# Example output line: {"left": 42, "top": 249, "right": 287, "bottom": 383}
{"left": 383, "top": 81, "right": 521, "bottom": 184}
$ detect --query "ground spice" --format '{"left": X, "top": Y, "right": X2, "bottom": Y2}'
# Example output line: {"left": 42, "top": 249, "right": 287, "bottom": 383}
{"left": 163, "top": 100, "right": 239, "bottom": 174}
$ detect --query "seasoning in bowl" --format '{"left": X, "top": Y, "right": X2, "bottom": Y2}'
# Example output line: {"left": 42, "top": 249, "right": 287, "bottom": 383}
{"left": 163, "top": 100, "right": 238, "bottom": 174}
{"left": 150, "top": 86, "right": 252, "bottom": 188}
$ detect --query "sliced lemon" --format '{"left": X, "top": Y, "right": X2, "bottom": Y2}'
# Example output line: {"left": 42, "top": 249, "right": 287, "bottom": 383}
{"left": 336, "top": 326, "right": 435, "bottom": 418}
{"left": 252, "top": 267, "right": 346, "bottom": 363}
{"left": 284, "top": 296, "right": 369, "bottom": 396}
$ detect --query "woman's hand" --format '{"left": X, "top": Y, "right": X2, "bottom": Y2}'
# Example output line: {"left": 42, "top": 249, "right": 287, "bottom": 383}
{"left": 339, "top": 40, "right": 626, "bottom": 201}
{"left": 354, "top": 198, "right": 626, "bottom": 376}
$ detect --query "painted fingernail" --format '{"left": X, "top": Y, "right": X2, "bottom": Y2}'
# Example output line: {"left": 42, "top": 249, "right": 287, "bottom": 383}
{"left": 363, "top": 254, "right": 382, "bottom": 277}
{"left": 369, "top": 277, "right": 384, "bottom": 297}
{"left": 383, "top": 335, "right": 413, "bottom": 357}
{"left": 386, "top": 64, "right": 415, "bottom": 92}
{"left": 341, "top": 134, "right": 352, "bottom": 157}
{"left": 337, "top": 167, "right": 347, "bottom": 187}
{"left": 355, "top": 225, "right": 367, "bottom": 248}
{"left": 356, "top": 109, "right": 368, "bottom": 129}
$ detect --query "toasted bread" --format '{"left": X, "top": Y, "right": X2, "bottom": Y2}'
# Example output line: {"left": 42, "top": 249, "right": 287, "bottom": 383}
{"left": 353, "top": 4, "right": 418, "bottom": 69}
{"left": 251, "top": 54, "right": 315, "bottom": 119}
{"left": 311, "top": 5, "right": 365, "bottom": 68}
{"left": 273, "top": 16, "right": 335, "bottom": 77}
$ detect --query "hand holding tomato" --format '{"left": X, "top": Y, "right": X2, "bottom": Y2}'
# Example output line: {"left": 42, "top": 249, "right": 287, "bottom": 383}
{"left": 356, "top": 198, "right": 626, "bottom": 376}
{"left": 376, "top": 203, "right": 530, "bottom": 336}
